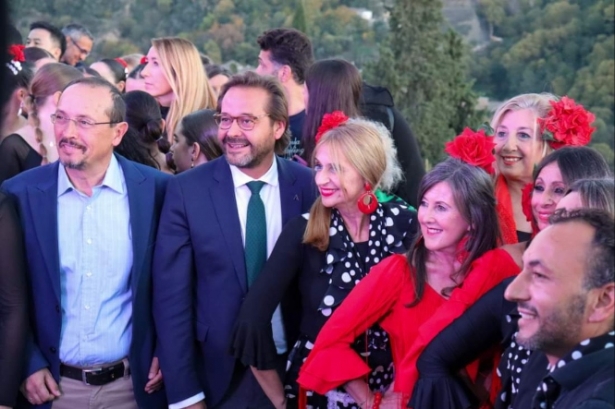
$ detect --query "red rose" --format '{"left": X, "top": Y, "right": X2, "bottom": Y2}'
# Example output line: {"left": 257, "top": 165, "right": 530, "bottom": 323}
{"left": 444, "top": 127, "right": 496, "bottom": 174}
{"left": 539, "top": 96, "right": 595, "bottom": 149}
{"left": 8, "top": 44, "right": 25, "bottom": 63}
{"left": 314, "top": 111, "right": 349, "bottom": 143}
{"left": 140, "top": 56, "right": 148, "bottom": 65}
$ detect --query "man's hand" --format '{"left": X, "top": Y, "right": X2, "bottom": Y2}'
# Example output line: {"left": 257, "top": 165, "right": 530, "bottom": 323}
{"left": 144, "top": 357, "right": 164, "bottom": 393}
{"left": 20, "top": 368, "right": 61, "bottom": 405}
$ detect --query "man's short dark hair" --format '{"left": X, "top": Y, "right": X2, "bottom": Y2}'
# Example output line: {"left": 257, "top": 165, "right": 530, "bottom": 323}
{"left": 216, "top": 71, "right": 290, "bottom": 154}
{"left": 63, "top": 77, "right": 126, "bottom": 123}
{"left": 551, "top": 209, "right": 614, "bottom": 289}
{"left": 30, "top": 21, "right": 66, "bottom": 56}
{"left": 256, "top": 28, "right": 313, "bottom": 84}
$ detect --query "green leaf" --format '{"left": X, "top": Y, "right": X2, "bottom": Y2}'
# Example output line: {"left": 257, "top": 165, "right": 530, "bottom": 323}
{"left": 542, "top": 130, "right": 555, "bottom": 142}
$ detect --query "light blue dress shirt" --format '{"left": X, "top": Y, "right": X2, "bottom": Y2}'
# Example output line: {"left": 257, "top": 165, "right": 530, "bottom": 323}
{"left": 57, "top": 155, "right": 133, "bottom": 366}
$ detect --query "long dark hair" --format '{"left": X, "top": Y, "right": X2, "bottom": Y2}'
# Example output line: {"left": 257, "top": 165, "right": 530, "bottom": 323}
{"left": 534, "top": 146, "right": 612, "bottom": 184}
{"left": 123, "top": 90, "right": 170, "bottom": 153}
{"left": 408, "top": 158, "right": 501, "bottom": 306}
{"left": 179, "top": 109, "right": 223, "bottom": 161}
{"left": 302, "top": 59, "right": 362, "bottom": 161}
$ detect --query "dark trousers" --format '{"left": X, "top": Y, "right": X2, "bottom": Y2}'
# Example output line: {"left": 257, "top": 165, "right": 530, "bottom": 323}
{"left": 213, "top": 353, "right": 287, "bottom": 409}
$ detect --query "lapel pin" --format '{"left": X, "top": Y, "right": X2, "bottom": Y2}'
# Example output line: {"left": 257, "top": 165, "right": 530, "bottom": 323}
{"left": 293, "top": 194, "right": 299, "bottom": 201}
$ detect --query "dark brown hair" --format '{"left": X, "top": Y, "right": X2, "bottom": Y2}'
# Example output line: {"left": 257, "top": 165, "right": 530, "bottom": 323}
{"left": 408, "top": 158, "right": 501, "bottom": 306}
{"left": 179, "top": 109, "right": 223, "bottom": 161}
{"left": 216, "top": 71, "right": 290, "bottom": 154}
{"left": 302, "top": 59, "right": 362, "bottom": 161}
{"left": 256, "top": 28, "right": 314, "bottom": 84}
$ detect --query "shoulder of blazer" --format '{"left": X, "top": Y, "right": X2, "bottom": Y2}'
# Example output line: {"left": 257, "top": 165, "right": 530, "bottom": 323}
{"left": 277, "top": 156, "right": 313, "bottom": 184}
{"left": 1, "top": 161, "right": 59, "bottom": 195}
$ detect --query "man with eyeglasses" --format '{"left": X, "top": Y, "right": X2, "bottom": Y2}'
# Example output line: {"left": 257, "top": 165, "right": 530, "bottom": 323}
{"left": 60, "top": 23, "right": 94, "bottom": 67}
{"left": 152, "top": 71, "right": 317, "bottom": 409}
{"left": 1, "top": 77, "right": 169, "bottom": 409}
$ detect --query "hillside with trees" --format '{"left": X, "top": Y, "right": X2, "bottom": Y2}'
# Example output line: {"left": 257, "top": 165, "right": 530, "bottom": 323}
{"left": 8, "top": 0, "right": 614, "bottom": 168}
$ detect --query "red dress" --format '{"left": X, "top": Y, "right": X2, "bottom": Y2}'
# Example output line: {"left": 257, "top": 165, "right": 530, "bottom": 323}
{"left": 297, "top": 248, "right": 520, "bottom": 400}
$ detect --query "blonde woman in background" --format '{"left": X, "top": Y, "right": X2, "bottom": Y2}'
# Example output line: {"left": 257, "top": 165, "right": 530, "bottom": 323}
{"left": 490, "top": 93, "right": 558, "bottom": 244}
{"left": 141, "top": 37, "right": 217, "bottom": 144}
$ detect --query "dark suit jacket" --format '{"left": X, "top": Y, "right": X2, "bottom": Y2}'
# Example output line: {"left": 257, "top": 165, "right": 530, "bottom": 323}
{"left": 1, "top": 155, "right": 169, "bottom": 409}
{"left": 153, "top": 156, "right": 317, "bottom": 407}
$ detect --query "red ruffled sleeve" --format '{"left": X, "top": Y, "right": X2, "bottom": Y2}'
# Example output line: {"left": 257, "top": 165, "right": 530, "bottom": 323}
{"left": 297, "top": 254, "right": 409, "bottom": 394}
{"left": 396, "top": 248, "right": 520, "bottom": 396}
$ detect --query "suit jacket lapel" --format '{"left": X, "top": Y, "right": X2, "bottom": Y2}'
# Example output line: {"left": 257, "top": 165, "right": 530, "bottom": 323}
{"left": 118, "top": 155, "right": 155, "bottom": 294}
{"left": 28, "top": 162, "right": 61, "bottom": 302}
{"left": 277, "top": 157, "right": 303, "bottom": 226}
{"left": 210, "top": 157, "right": 248, "bottom": 293}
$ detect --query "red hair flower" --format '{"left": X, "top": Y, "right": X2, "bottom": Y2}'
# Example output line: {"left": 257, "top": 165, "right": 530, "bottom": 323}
{"left": 140, "top": 56, "right": 148, "bottom": 65}
{"left": 444, "top": 127, "right": 496, "bottom": 174}
{"left": 314, "top": 111, "right": 349, "bottom": 143}
{"left": 8, "top": 44, "right": 25, "bottom": 62}
{"left": 539, "top": 96, "right": 595, "bottom": 150}
{"left": 115, "top": 57, "right": 128, "bottom": 68}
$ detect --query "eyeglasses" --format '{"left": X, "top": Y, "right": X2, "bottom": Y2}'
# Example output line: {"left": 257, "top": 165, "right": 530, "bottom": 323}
{"left": 69, "top": 37, "right": 90, "bottom": 57}
{"left": 214, "top": 114, "right": 269, "bottom": 131}
{"left": 51, "top": 113, "right": 120, "bottom": 130}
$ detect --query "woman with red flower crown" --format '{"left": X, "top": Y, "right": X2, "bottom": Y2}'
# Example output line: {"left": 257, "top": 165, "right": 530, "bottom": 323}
{"left": 408, "top": 146, "right": 612, "bottom": 409}
{"left": 229, "top": 114, "right": 418, "bottom": 409}
{"left": 295, "top": 130, "right": 522, "bottom": 408}
{"left": 2, "top": 44, "right": 33, "bottom": 141}
{"left": 488, "top": 93, "right": 597, "bottom": 244}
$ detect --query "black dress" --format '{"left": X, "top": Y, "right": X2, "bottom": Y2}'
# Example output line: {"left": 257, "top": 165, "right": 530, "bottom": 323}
{"left": 0, "top": 133, "right": 42, "bottom": 184}
{"left": 230, "top": 202, "right": 417, "bottom": 408}
{"left": 410, "top": 277, "right": 548, "bottom": 409}
{"left": 0, "top": 192, "right": 29, "bottom": 407}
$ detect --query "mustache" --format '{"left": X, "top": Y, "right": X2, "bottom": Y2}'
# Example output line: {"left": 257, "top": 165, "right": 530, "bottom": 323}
{"left": 517, "top": 302, "right": 538, "bottom": 315}
{"left": 222, "top": 136, "right": 250, "bottom": 145}
{"left": 59, "top": 138, "right": 86, "bottom": 151}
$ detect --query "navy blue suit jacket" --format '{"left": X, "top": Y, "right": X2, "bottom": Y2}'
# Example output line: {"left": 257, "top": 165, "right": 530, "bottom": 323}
{"left": 152, "top": 156, "right": 317, "bottom": 407}
{"left": 1, "top": 155, "right": 169, "bottom": 409}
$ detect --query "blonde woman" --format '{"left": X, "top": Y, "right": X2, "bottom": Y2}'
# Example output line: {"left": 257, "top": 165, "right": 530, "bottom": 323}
{"left": 141, "top": 37, "right": 217, "bottom": 144}
{"left": 0, "top": 63, "right": 82, "bottom": 184}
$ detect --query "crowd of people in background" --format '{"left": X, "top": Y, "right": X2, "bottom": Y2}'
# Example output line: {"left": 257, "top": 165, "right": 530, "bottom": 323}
{"left": 0, "top": 15, "right": 613, "bottom": 409}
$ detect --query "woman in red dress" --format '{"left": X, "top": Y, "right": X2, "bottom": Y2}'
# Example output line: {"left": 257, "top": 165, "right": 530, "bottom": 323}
{"left": 297, "top": 158, "right": 521, "bottom": 408}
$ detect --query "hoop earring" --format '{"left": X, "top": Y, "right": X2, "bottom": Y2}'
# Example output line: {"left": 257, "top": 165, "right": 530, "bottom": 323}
{"left": 357, "top": 182, "right": 378, "bottom": 214}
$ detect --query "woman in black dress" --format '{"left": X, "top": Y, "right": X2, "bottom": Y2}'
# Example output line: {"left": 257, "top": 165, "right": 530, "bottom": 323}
{"left": 230, "top": 116, "right": 418, "bottom": 409}
{"left": 410, "top": 147, "right": 613, "bottom": 409}
{"left": 0, "top": 192, "right": 29, "bottom": 409}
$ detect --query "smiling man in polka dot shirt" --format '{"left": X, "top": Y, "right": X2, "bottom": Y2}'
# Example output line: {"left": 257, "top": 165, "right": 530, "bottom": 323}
{"left": 504, "top": 208, "right": 614, "bottom": 409}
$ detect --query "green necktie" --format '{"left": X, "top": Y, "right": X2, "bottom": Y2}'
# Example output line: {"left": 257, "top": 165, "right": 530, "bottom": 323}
{"left": 244, "top": 181, "right": 267, "bottom": 287}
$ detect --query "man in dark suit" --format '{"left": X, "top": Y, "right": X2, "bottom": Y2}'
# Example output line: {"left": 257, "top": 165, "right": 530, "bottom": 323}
{"left": 153, "top": 72, "right": 317, "bottom": 409}
{"left": 1, "top": 77, "right": 169, "bottom": 409}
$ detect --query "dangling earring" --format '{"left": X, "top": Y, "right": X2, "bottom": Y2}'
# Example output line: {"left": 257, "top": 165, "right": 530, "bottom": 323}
{"left": 455, "top": 234, "right": 470, "bottom": 264}
{"left": 190, "top": 159, "right": 195, "bottom": 168}
{"left": 357, "top": 182, "right": 378, "bottom": 214}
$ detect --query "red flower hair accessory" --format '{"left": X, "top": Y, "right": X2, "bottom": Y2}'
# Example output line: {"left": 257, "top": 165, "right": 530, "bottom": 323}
{"left": 115, "top": 57, "right": 128, "bottom": 68}
{"left": 8, "top": 44, "right": 25, "bottom": 62}
{"left": 539, "top": 96, "right": 595, "bottom": 150}
{"left": 444, "top": 127, "right": 496, "bottom": 174}
{"left": 140, "top": 56, "right": 148, "bottom": 65}
{"left": 521, "top": 182, "right": 539, "bottom": 236}
{"left": 314, "top": 111, "right": 349, "bottom": 144}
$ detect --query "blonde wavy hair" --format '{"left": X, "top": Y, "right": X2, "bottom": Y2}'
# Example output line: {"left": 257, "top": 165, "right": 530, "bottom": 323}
{"left": 151, "top": 37, "right": 217, "bottom": 143}
{"left": 303, "top": 117, "right": 402, "bottom": 251}
{"left": 490, "top": 93, "right": 559, "bottom": 164}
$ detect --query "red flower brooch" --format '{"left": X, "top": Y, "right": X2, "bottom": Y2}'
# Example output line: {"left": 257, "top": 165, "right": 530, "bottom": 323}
{"left": 445, "top": 127, "right": 496, "bottom": 174}
{"left": 539, "top": 96, "right": 595, "bottom": 150}
{"left": 314, "top": 111, "right": 349, "bottom": 143}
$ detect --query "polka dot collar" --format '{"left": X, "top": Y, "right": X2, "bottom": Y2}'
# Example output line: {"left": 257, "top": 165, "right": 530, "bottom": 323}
{"left": 317, "top": 202, "right": 415, "bottom": 317}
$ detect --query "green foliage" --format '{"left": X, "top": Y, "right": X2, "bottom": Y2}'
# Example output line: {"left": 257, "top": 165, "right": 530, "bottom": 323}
{"left": 364, "top": 0, "right": 480, "bottom": 166}
{"left": 473, "top": 0, "right": 615, "bottom": 167}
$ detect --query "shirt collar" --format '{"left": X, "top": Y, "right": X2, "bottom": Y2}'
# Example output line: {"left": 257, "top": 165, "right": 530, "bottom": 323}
{"left": 229, "top": 156, "right": 279, "bottom": 189}
{"left": 57, "top": 154, "right": 125, "bottom": 197}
